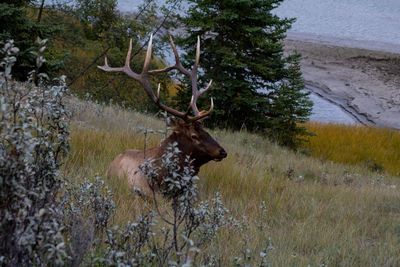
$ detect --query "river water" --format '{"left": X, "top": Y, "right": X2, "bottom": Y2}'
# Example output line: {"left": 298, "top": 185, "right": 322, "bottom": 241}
{"left": 276, "top": 0, "right": 400, "bottom": 45}
{"left": 119, "top": 0, "right": 400, "bottom": 46}
{"left": 309, "top": 94, "right": 356, "bottom": 124}
{"left": 118, "top": 0, "right": 400, "bottom": 46}
{"left": 117, "top": 0, "right": 400, "bottom": 124}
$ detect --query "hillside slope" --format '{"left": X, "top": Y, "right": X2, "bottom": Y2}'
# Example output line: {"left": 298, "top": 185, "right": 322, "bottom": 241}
{"left": 64, "top": 98, "right": 400, "bottom": 266}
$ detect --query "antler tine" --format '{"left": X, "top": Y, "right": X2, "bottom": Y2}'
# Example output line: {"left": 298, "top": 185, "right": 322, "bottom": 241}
{"left": 199, "top": 79, "right": 212, "bottom": 96}
{"left": 183, "top": 96, "right": 195, "bottom": 117}
{"left": 195, "top": 36, "right": 201, "bottom": 66}
{"left": 147, "top": 35, "right": 191, "bottom": 75}
{"left": 188, "top": 78, "right": 213, "bottom": 118}
{"left": 170, "top": 35, "right": 180, "bottom": 66}
{"left": 156, "top": 83, "right": 161, "bottom": 100}
{"left": 187, "top": 97, "right": 214, "bottom": 122}
{"left": 98, "top": 56, "right": 123, "bottom": 72}
{"left": 98, "top": 38, "right": 140, "bottom": 80}
{"left": 143, "top": 34, "right": 153, "bottom": 73}
{"left": 168, "top": 35, "right": 191, "bottom": 76}
{"left": 125, "top": 38, "right": 133, "bottom": 68}
{"left": 104, "top": 57, "right": 109, "bottom": 67}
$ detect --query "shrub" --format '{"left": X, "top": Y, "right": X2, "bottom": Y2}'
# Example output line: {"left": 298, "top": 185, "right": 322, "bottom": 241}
{"left": 138, "top": 143, "right": 231, "bottom": 265}
{"left": 0, "top": 39, "right": 70, "bottom": 266}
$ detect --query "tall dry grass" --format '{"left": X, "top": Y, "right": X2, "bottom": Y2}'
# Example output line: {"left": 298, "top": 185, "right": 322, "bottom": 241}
{"left": 64, "top": 98, "right": 400, "bottom": 266}
{"left": 303, "top": 122, "right": 400, "bottom": 176}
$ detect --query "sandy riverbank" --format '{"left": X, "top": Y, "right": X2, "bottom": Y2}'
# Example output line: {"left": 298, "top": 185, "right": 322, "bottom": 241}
{"left": 284, "top": 33, "right": 400, "bottom": 129}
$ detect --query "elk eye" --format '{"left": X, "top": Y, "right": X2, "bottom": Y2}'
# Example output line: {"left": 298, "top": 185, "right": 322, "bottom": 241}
{"left": 191, "top": 134, "right": 199, "bottom": 141}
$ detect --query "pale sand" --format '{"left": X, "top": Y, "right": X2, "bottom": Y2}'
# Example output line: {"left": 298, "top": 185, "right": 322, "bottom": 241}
{"left": 284, "top": 33, "right": 400, "bottom": 129}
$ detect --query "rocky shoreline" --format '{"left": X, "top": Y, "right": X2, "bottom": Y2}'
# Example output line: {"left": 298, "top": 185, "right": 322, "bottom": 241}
{"left": 285, "top": 33, "right": 400, "bottom": 129}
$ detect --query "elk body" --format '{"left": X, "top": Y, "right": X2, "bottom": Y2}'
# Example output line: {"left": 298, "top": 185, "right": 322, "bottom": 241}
{"left": 99, "top": 35, "right": 227, "bottom": 195}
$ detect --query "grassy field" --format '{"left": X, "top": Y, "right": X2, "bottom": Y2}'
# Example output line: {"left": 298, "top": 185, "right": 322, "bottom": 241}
{"left": 64, "top": 98, "right": 400, "bottom": 266}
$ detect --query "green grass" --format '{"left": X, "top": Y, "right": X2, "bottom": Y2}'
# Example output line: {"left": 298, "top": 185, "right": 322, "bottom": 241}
{"left": 64, "top": 98, "right": 400, "bottom": 266}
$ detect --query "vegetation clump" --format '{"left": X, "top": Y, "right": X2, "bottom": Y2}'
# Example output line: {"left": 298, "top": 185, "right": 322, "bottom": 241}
{"left": 0, "top": 39, "right": 70, "bottom": 266}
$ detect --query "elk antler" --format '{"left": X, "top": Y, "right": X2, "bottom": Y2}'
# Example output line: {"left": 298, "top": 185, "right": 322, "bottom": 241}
{"left": 98, "top": 34, "right": 213, "bottom": 122}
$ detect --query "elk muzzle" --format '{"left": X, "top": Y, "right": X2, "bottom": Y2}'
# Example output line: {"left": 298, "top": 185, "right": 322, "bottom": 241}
{"left": 214, "top": 148, "right": 227, "bottom": 161}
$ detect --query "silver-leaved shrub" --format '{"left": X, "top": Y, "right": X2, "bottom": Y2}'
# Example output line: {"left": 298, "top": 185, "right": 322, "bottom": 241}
{"left": 0, "top": 39, "right": 70, "bottom": 266}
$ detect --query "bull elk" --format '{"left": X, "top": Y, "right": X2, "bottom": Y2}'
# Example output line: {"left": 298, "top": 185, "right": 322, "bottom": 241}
{"left": 98, "top": 34, "right": 227, "bottom": 196}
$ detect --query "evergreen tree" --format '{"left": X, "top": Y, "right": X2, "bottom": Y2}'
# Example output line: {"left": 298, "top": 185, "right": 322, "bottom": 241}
{"left": 0, "top": 0, "right": 59, "bottom": 80}
{"left": 0, "top": 1, "right": 35, "bottom": 80}
{"left": 177, "top": 0, "right": 312, "bottom": 148}
{"left": 265, "top": 53, "right": 312, "bottom": 148}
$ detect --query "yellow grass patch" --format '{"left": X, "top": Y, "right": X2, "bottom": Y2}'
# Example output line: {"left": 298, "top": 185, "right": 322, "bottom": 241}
{"left": 303, "top": 122, "right": 400, "bottom": 176}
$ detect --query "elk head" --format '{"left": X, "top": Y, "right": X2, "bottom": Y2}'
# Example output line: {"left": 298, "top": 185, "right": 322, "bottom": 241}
{"left": 168, "top": 120, "right": 227, "bottom": 165}
{"left": 98, "top": 34, "right": 227, "bottom": 169}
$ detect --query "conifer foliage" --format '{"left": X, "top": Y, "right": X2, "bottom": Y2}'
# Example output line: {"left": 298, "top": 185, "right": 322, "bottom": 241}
{"left": 178, "top": 0, "right": 312, "bottom": 148}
